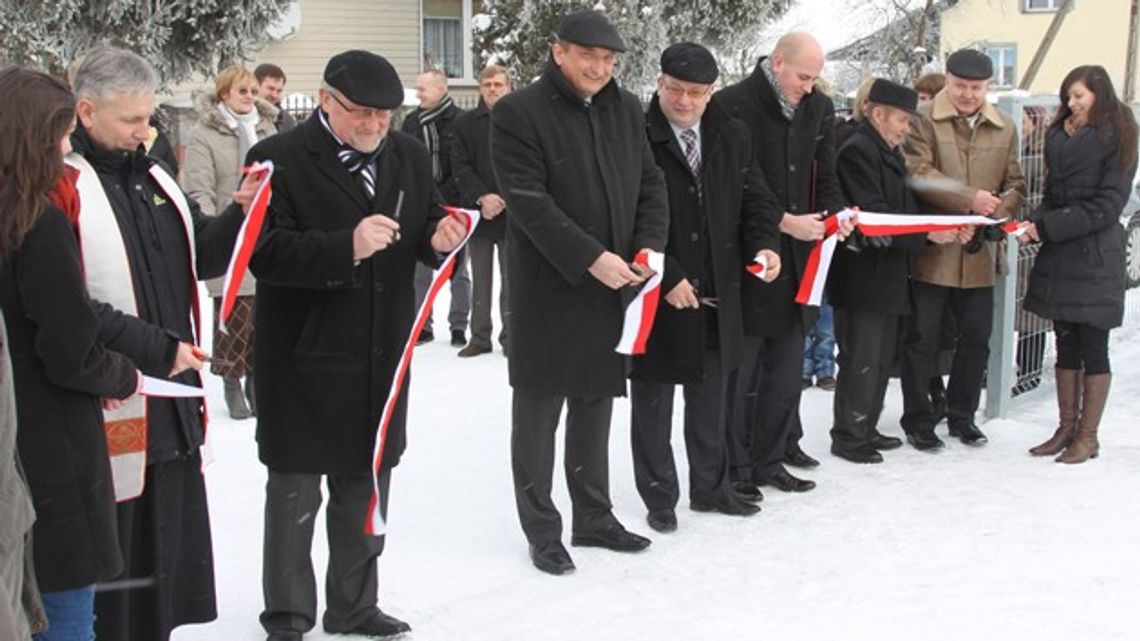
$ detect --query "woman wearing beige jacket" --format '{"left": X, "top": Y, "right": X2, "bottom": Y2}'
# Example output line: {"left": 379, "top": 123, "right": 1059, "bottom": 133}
{"left": 184, "top": 66, "right": 278, "bottom": 419}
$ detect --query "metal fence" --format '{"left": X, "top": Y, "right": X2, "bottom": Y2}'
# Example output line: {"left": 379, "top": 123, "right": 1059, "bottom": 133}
{"left": 985, "top": 94, "right": 1140, "bottom": 418}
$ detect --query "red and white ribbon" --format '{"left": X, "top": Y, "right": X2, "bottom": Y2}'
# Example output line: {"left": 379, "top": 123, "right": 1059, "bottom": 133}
{"left": 219, "top": 161, "right": 274, "bottom": 333}
{"left": 746, "top": 253, "right": 770, "bottom": 280}
{"left": 615, "top": 249, "right": 665, "bottom": 355}
{"left": 365, "top": 206, "right": 480, "bottom": 536}
{"left": 794, "top": 208, "right": 1017, "bottom": 306}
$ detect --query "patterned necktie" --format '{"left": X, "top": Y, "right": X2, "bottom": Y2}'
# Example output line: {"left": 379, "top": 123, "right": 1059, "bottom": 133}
{"left": 337, "top": 146, "right": 379, "bottom": 199}
{"left": 681, "top": 128, "right": 701, "bottom": 193}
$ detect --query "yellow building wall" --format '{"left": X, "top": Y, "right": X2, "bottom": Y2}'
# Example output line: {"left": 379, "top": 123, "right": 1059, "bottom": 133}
{"left": 940, "top": 0, "right": 1138, "bottom": 96}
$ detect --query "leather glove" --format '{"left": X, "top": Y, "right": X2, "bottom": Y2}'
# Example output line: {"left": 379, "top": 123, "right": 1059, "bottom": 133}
{"left": 844, "top": 228, "right": 867, "bottom": 253}
{"left": 865, "top": 234, "right": 893, "bottom": 249}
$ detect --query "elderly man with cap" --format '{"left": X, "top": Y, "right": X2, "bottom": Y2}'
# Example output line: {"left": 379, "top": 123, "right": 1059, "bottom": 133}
{"left": 829, "top": 79, "right": 962, "bottom": 464}
{"left": 491, "top": 9, "right": 669, "bottom": 575}
{"left": 716, "top": 31, "right": 852, "bottom": 497}
{"left": 246, "top": 50, "right": 467, "bottom": 640}
{"left": 899, "top": 49, "right": 1026, "bottom": 451}
{"left": 629, "top": 42, "right": 783, "bottom": 533}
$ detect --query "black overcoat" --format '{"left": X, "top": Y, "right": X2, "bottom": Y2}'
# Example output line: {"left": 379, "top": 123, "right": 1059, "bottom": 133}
{"left": 829, "top": 119, "right": 928, "bottom": 316}
{"left": 70, "top": 127, "right": 243, "bottom": 463}
{"left": 1, "top": 205, "right": 137, "bottom": 591}
{"left": 631, "top": 96, "right": 780, "bottom": 384}
{"left": 451, "top": 102, "right": 506, "bottom": 241}
{"left": 716, "top": 57, "right": 845, "bottom": 337}
{"left": 402, "top": 101, "right": 463, "bottom": 204}
{"left": 491, "top": 63, "right": 669, "bottom": 397}
{"left": 248, "top": 113, "right": 444, "bottom": 474}
{"left": 1025, "top": 123, "right": 1137, "bottom": 330}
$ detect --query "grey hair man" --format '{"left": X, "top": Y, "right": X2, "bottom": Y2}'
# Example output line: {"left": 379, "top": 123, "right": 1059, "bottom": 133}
{"left": 70, "top": 45, "right": 256, "bottom": 641}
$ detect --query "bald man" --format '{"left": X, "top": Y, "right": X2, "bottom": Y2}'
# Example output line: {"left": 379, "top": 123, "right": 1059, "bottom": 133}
{"left": 717, "top": 32, "right": 850, "bottom": 495}
{"left": 403, "top": 69, "right": 472, "bottom": 346}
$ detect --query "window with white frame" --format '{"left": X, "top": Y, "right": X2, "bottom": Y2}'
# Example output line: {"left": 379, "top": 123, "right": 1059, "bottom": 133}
{"left": 1023, "top": 0, "right": 1063, "bottom": 12}
{"left": 422, "top": 0, "right": 485, "bottom": 83}
{"left": 985, "top": 44, "right": 1017, "bottom": 88}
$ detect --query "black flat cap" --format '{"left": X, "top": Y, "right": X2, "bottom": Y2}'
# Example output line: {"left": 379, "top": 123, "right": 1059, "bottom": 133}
{"left": 660, "top": 42, "right": 719, "bottom": 84}
{"left": 323, "top": 50, "right": 403, "bottom": 109}
{"left": 557, "top": 9, "right": 626, "bottom": 53}
{"left": 946, "top": 49, "right": 993, "bottom": 80}
{"left": 867, "top": 78, "right": 919, "bottom": 114}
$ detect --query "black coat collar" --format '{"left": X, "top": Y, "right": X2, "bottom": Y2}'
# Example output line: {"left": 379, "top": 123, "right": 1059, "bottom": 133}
{"left": 543, "top": 59, "right": 621, "bottom": 111}
{"left": 856, "top": 119, "right": 907, "bottom": 175}
{"left": 300, "top": 111, "right": 400, "bottom": 212}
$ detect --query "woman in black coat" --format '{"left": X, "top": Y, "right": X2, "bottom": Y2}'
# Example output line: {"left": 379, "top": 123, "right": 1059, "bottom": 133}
{"left": 1020, "top": 65, "right": 1138, "bottom": 464}
{"left": 828, "top": 79, "right": 959, "bottom": 463}
{"left": 0, "top": 68, "right": 139, "bottom": 639}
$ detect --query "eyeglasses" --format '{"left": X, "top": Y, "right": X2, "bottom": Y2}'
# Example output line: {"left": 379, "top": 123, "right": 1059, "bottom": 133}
{"left": 661, "top": 83, "right": 712, "bottom": 100}
{"left": 328, "top": 90, "right": 390, "bottom": 120}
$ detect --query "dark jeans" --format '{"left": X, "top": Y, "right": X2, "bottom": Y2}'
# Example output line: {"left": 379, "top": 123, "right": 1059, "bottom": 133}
{"left": 901, "top": 283, "right": 992, "bottom": 431}
{"left": 630, "top": 349, "right": 730, "bottom": 511}
{"left": 511, "top": 391, "right": 618, "bottom": 543}
{"left": 1054, "top": 321, "right": 1111, "bottom": 374}
{"left": 36, "top": 586, "right": 96, "bottom": 641}
{"left": 803, "top": 298, "right": 836, "bottom": 379}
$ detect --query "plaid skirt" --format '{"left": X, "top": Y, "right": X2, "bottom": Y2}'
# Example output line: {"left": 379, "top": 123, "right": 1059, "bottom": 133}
{"left": 211, "top": 296, "right": 254, "bottom": 378}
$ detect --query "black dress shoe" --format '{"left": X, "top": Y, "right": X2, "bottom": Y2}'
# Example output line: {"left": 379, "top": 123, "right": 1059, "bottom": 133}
{"left": 646, "top": 509, "right": 677, "bottom": 533}
{"left": 570, "top": 523, "right": 651, "bottom": 552}
{"left": 528, "top": 540, "right": 575, "bottom": 575}
{"left": 731, "top": 481, "right": 764, "bottom": 503}
{"left": 758, "top": 466, "right": 816, "bottom": 492}
{"left": 691, "top": 493, "right": 761, "bottom": 516}
{"left": 416, "top": 330, "right": 434, "bottom": 345}
{"left": 450, "top": 329, "right": 467, "bottom": 346}
{"left": 784, "top": 445, "right": 820, "bottom": 469}
{"left": 267, "top": 632, "right": 302, "bottom": 641}
{"left": 831, "top": 444, "right": 884, "bottom": 464}
{"left": 457, "top": 343, "right": 492, "bottom": 358}
{"left": 907, "top": 430, "right": 945, "bottom": 451}
{"left": 870, "top": 433, "right": 904, "bottom": 450}
{"left": 325, "top": 610, "right": 411, "bottom": 638}
{"left": 930, "top": 389, "right": 948, "bottom": 424}
{"left": 948, "top": 422, "right": 988, "bottom": 445}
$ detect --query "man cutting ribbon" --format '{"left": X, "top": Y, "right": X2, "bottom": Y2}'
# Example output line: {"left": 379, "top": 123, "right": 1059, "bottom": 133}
{"left": 246, "top": 50, "right": 466, "bottom": 641}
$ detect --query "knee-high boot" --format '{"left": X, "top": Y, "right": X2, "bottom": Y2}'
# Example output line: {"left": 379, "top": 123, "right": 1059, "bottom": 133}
{"left": 1057, "top": 373, "right": 1110, "bottom": 464}
{"left": 1029, "top": 368, "right": 1080, "bottom": 456}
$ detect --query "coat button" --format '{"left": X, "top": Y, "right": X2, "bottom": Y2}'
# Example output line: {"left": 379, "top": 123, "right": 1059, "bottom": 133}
{"left": 134, "top": 184, "right": 143, "bottom": 191}
{"left": 692, "top": 278, "right": 701, "bottom": 288}
{"left": 374, "top": 282, "right": 385, "bottom": 293}
{"left": 373, "top": 346, "right": 383, "bottom": 358}
{"left": 688, "top": 186, "right": 696, "bottom": 194}
{"left": 789, "top": 163, "right": 796, "bottom": 172}
{"left": 690, "top": 232, "right": 700, "bottom": 242}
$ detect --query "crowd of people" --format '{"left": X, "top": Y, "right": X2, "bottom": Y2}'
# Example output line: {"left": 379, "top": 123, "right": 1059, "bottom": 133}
{"left": 0, "top": 7, "right": 1136, "bottom": 641}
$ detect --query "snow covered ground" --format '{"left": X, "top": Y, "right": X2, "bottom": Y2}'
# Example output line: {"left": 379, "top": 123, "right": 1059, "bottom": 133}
{"left": 175, "top": 287, "right": 1140, "bottom": 641}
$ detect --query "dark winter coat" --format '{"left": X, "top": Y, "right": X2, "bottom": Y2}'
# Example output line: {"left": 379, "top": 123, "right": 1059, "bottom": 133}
{"left": 491, "top": 62, "right": 669, "bottom": 397}
{"left": 631, "top": 95, "right": 781, "bottom": 384}
{"left": 402, "top": 100, "right": 464, "bottom": 204}
{"left": 715, "top": 57, "right": 846, "bottom": 337}
{"left": 1024, "top": 123, "right": 1137, "bottom": 330}
{"left": 1, "top": 205, "right": 138, "bottom": 591}
{"left": 830, "top": 119, "right": 928, "bottom": 316}
{"left": 451, "top": 102, "right": 506, "bottom": 241}
{"left": 70, "top": 126, "right": 244, "bottom": 464}
{"left": 248, "top": 113, "right": 444, "bottom": 474}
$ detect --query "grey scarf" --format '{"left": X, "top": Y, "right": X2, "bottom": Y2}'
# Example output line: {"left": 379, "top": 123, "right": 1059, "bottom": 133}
{"left": 760, "top": 58, "right": 797, "bottom": 121}
{"left": 417, "top": 94, "right": 454, "bottom": 182}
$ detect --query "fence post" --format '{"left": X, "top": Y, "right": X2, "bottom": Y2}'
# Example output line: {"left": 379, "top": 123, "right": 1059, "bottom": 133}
{"left": 986, "top": 237, "right": 1018, "bottom": 419}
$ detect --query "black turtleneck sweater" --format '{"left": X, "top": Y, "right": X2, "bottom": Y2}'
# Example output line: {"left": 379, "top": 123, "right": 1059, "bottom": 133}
{"left": 71, "top": 126, "right": 244, "bottom": 462}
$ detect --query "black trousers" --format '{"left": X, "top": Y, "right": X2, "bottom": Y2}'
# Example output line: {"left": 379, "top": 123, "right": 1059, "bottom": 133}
{"left": 511, "top": 391, "right": 618, "bottom": 543}
{"left": 630, "top": 349, "right": 731, "bottom": 512}
{"left": 725, "top": 326, "right": 805, "bottom": 481}
{"left": 831, "top": 308, "right": 899, "bottom": 452}
{"left": 259, "top": 469, "right": 391, "bottom": 634}
{"left": 901, "top": 282, "right": 993, "bottom": 432}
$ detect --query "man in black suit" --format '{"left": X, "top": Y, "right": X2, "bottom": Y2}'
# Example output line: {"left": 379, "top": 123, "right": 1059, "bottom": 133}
{"left": 248, "top": 50, "right": 466, "bottom": 641}
{"left": 630, "top": 43, "right": 782, "bottom": 533}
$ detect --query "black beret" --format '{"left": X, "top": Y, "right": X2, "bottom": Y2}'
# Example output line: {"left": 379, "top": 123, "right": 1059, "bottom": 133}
{"left": 867, "top": 78, "right": 919, "bottom": 114}
{"left": 660, "top": 42, "right": 719, "bottom": 84}
{"left": 946, "top": 49, "right": 993, "bottom": 81}
{"left": 323, "top": 50, "right": 403, "bottom": 110}
{"left": 557, "top": 9, "right": 626, "bottom": 53}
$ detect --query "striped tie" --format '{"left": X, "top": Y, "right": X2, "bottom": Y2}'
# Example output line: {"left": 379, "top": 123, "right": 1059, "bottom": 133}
{"left": 337, "top": 147, "right": 378, "bottom": 199}
{"left": 681, "top": 128, "right": 701, "bottom": 195}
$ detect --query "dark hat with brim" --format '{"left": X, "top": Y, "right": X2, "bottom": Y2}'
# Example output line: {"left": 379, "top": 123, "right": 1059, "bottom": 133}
{"left": 946, "top": 49, "right": 993, "bottom": 81}
{"left": 323, "top": 50, "right": 403, "bottom": 110}
{"left": 867, "top": 78, "right": 919, "bottom": 114}
{"left": 557, "top": 9, "right": 626, "bottom": 53}
{"left": 660, "top": 42, "right": 719, "bottom": 84}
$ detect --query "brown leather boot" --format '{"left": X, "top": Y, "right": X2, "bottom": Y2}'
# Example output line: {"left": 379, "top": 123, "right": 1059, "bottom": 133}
{"left": 1057, "top": 373, "right": 1111, "bottom": 464}
{"left": 1029, "top": 368, "right": 1081, "bottom": 456}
